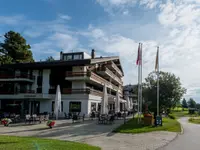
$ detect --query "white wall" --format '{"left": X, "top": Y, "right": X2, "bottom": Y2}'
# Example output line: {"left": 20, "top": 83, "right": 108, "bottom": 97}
{"left": 42, "top": 69, "right": 50, "bottom": 94}
{"left": 83, "top": 52, "right": 91, "bottom": 59}
{"left": 72, "top": 66, "right": 86, "bottom": 89}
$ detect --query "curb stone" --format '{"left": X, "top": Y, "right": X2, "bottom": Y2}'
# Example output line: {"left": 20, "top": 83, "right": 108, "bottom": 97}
{"left": 179, "top": 124, "right": 184, "bottom": 135}
{"left": 155, "top": 132, "right": 178, "bottom": 150}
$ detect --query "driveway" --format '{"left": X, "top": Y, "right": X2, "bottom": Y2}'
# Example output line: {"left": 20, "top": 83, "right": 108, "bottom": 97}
{"left": 0, "top": 118, "right": 177, "bottom": 150}
{"left": 160, "top": 117, "right": 200, "bottom": 150}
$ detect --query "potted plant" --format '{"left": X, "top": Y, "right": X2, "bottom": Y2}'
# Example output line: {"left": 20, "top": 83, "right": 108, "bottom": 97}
{"left": 1, "top": 118, "right": 12, "bottom": 126}
{"left": 46, "top": 120, "right": 55, "bottom": 128}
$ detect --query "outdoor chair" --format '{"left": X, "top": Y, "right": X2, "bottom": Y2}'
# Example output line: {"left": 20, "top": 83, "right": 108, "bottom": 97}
{"left": 12, "top": 115, "right": 20, "bottom": 123}
{"left": 109, "top": 115, "right": 115, "bottom": 124}
{"left": 25, "top": 114, "right": 32, "bottom": 124}
{"left": 44, "top": 114, "right": 49, "bottom": 121}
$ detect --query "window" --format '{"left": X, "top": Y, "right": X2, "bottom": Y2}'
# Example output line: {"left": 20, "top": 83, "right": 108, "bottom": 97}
{"left": 66, "top": 55, "right": 72, "bottom": 60}
{"left": 74, "top": 54, "right": 82, "bottom": 60}
{"left": 69, "top": 102, "right": 81, "bottom": 112}
{"left": 52, "top": 101, "right": 63, "bottom": 112}
{"left": 38, "top": 70, "right": 43, "bottom": 76}
{"left": 91, "top": 102, "right": 96, "bottom": 111}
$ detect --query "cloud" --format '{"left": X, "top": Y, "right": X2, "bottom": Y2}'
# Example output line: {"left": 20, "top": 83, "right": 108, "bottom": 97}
{"left": 0, "top": 15, "right": 25, "bottom": 25}
{"left": 2, "top": 0, "right": 200, "bottom": 101}
{"left": 58, "top": 14, "right": 71, "bottom": 20}
{"left": 31, "top": 32, "right": 79, "bottom": 60}
{"left": 96, "top": 0, "right": 160, "bottom": 14}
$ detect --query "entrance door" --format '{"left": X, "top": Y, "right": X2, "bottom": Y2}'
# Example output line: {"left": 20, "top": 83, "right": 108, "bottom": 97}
{"left": 30, "top": 101, "right": 40, "bottom": 115}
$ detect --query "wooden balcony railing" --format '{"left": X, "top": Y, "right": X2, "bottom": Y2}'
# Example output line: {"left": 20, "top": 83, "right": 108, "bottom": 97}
{"left": 97, "top": 66, "right": 123, "bottom": 84}
{"left": 0, "top": 74, "right": 35, "bottom": 80}
{"left": 0, "top": 90, "right": 35, "bottom": 95}
{"left": 65, "top": 71, "right": 119, "bottom": 91}
{"left": 90, "top": 72, "right": 118, "bottom": 90}
{"left": 65, "top": 71, "right": 89, "bottom": 77}
{"left": 107, "top": 61, "right": 123, "bottom": 77}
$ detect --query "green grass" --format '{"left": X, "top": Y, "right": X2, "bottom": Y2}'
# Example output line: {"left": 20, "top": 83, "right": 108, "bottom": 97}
{"left": 188, "top": 117, "right": 200, "bottom": 124}
{"left": 0, "top": 135, "right": 100, "bottom": 150}
{"left": 171, "top": 110, "right": 199, "bottom": 118}
{"left": 113, "top": 117, "right": 181, "bottom": 134}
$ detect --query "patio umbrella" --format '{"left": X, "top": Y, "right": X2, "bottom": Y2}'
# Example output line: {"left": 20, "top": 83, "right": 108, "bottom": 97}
{"left": 115, "top": 91, "right": 120, "bottom": 113}
{"left": 101, "top": 84, "right": 108, "bottom": 115}
{"left": 54, "top": 85, "right": 62, "bottom": 120}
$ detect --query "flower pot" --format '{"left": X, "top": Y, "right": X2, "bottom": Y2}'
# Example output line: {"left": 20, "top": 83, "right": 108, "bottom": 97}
{"left": 47, "top": 120, "right": 55, "bottom": 128}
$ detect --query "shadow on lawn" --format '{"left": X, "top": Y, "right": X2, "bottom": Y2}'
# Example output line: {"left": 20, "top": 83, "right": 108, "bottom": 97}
{"left": 0, "top": 142, "right": 19, "bottom": 144}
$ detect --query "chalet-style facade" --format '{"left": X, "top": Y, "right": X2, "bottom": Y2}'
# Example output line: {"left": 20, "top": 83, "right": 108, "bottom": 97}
{"left": 0, "top": 50, "right": 127, "bottom": 116}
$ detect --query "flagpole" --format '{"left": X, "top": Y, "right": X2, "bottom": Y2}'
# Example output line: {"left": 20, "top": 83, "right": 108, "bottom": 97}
{"left": 137, "top": 43, "right": 140, "bottom": 123}
{"left": 140, "top": 43, "right": 143, "bottom": 120}
{"left": 157, "top": 46, "right": 159, "bottom": 116}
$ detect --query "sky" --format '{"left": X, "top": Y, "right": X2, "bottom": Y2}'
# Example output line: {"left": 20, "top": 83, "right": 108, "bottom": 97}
{"left": 0, "top": 0, "right": 200, "bottom": 101}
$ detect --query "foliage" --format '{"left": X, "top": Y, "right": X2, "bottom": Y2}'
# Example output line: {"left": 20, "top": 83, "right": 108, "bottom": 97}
{"left": 196, "top": 103, "right": 200, "bottom": 109}
{"left": 113, "top": 117, "right": 181, "bottom": 133}
{"left": 188, "top": 117, "right": 200, "bottom": 124}
{"left": 0, "top": 31, "right": 34, "bottom": 64}
{"left": 168, "top": 114, "right": 176, "bottom": 119}
{"left": 182, "top": 98, "right": 188, "bottom": 108}
{"left": 46, "top": 56, "right": 55, "bottom": 61}
{"left": 142, "top": 71, "right": 186, "bottom": 113}
{"left": 187, "top": 98, "right": 196, "bottom": 108}
{"left": 0, "top": 135, "right": 100, "bottom": 150}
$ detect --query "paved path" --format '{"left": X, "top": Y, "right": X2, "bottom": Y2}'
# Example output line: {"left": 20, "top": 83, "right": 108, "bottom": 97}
{"left": 0, "top": 118, "right": 177, "bottom": 150}
{"left": 160, "top": 117, "right": 200, "bottom": 150}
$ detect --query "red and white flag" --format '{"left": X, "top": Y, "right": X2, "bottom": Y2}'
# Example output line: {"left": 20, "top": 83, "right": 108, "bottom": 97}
{"left": 136, "top": 43, "right": 141, "bottom": 65}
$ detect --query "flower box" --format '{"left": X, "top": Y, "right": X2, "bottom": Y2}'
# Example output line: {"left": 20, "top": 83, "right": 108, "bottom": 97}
{"left": 143, "top": 114, "right": 153, "bottom": 126}
{"left": 1, "top": 118, "right": 12, "bottom": 126}
{"left": 46, "top": 120, "right": 55, "bottom": 128}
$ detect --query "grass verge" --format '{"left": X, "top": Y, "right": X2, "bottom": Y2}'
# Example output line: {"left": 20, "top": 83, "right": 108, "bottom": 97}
{"left": 188, "top": 117, "right": 200, "bottom": 124}
{"left": 0, "top": 135, "right": 100, "bottom": 150}
{"left": 171, "top": 110, "right": 199, "bottom": 118}
{"left": 113, "top": 117, "right": 181, "bottom": 134}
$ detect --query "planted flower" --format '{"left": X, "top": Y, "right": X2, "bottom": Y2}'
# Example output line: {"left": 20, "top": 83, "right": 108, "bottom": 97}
{"left": 1, "top": 118, "right": 12, "bottom": 126}
{"left": 46, "top": 120, "right": 55, "bottom": 128}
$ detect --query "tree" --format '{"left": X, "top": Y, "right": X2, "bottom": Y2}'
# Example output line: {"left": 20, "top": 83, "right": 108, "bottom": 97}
{"left": 182, "top": 98, "right": 188, "bottom": 108}
{"left": 46, "top": 56, "right": 55, "bottom": 62}
{"left": 143, "top": 71, "right": 186, "bottom": 113}
{"left": 196, "top": 103, "right": 200, "bottom": 109}
{"left": 187, "top": 98, "right": 196, "bottom": 108}
{"left": 0, "top": 31, "right": 34, "bottom": 64}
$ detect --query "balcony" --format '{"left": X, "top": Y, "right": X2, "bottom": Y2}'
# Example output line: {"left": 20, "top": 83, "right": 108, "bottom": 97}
{"left": 90, "top": 72, "right": 119, "bottom": 91}
{"left": 107, "top": 61, "right": 123, "bottom": 77}
{"left": 0, "top": 73, "right": 35, "bottom": 82}
{"left": 65, "top": 71, "right": 119, "bottom": 92}
{"left": 62, "top": 88, "right": 90, "bottom": 94}
{"left": 96, "top": 66, "right": 123, "bottom": 85}
{"left": 0, "top": 89, "right": 35, "bottom": 95}
{"left": 65, "top": 72, "right": 89, "bottom": 80}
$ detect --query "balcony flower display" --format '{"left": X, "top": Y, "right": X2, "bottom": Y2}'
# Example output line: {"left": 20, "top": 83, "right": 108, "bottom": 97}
{"left": 1, "top": 118, "right": 12, "bottom": 126}
{"left": 46, "top": 120, "right": 55, "bottom": 128}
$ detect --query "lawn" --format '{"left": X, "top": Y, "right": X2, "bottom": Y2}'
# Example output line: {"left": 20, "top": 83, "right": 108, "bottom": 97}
{"left": 171, "top": 110, "right": 198, "bottom": 118}
{"left": 188, "top": 117, "right": 200, "bottom": 124}
{"left": 113, "top": 117, "right": 181, "bottom": 134}
{"left": 0, "top": 135, "right": 100, "bottom": 150}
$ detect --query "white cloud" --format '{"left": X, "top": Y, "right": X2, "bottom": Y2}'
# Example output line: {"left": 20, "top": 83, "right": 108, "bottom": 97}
{"left": 58, "top": 14, "right": 71, "bottom": 20}
{"left": 0, "top": 15, "right": 25, "bottom": 25}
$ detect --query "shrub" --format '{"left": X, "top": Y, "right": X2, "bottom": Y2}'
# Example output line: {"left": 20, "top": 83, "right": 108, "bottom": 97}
{"left": 168, "top": 114, "right": 176, "bottom": 119}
